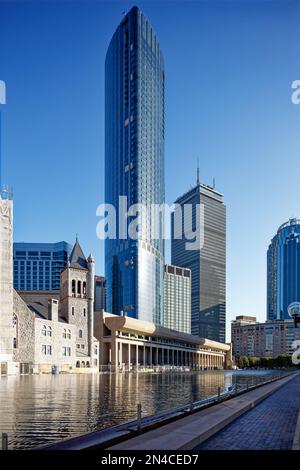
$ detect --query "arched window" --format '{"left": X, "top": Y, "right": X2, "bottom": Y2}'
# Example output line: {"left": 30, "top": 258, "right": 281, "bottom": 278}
{"left": 77, "top": 280, "right": 81, "bottom": 296}
{"left": 47, "top": 326, "right": 52, "bottom": 337}
{"left": 86, "top": 361, "right": 90, "bottom": 368}
{"left": 83, "top": 308, "right": 86, "bottom": 317}
{"left": 72, "top": 280, "right": 76, "bottom": 296}
{"left": 76, "top": 361, "right": 80, "bottom": 368}
{"left": 63, "top": 329, "right": 66, "bottom": 339}
{"left": 79, "top": 329, "right": 83, "bottom": 339}
{"left": 42, "top": 325, "right": 47, "bottom": 336}
{"left": 67, "top": 329, "right": 71, "bottom": 339}
{"left": 81, "top": 361, "right": 85, "bottom": 368}
{"left": 83, "top": 282, "right": 86, "bottom": 297}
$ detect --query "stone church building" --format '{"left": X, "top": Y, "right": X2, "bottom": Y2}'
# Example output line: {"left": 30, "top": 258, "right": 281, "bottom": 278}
{"left": 0, "top": 194, "right": 99, "bottom": 375}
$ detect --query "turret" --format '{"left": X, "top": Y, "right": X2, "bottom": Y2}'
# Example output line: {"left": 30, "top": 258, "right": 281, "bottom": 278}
{"left": 87, "top": 254, "right": 95, "bottom": 356}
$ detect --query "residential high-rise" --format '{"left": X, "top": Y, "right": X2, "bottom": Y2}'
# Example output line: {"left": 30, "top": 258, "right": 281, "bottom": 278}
{"left": 13, "top": 242, "right": 72, "bottom": 291}
{"left": 171, "top": 180, "right": 226, "bottom": 343}
{"left": 231, "top": 316, "right": 300, "bottom": 358}
{"left": 105, "top": 6, "right": 165, "bottom": 323}
{"left": 267, "top": 218, "right": 300, "bottom": 321}
{"left": 163, "top": 264, "right": 191, "bottom": 334}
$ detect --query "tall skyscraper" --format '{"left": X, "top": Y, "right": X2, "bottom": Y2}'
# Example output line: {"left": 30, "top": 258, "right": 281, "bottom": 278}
{"left": 267, "top": 218, "right": 300, "bottom": 321}
{"left": 163, "top": 264, "right": 191, "bottom": 334}
{"left": 171, "top": 180, "right": 226, "bottom": 343}
{"left": 13, "top": 241, "right": 72, "bottom": 291}
{"left": 105, "top": 7, "right": 165, "bottom": 323}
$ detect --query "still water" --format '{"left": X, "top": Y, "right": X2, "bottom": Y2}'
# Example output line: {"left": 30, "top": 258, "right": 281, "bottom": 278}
{"left": 0, "top": 370, "right": 282, "bottom": 449}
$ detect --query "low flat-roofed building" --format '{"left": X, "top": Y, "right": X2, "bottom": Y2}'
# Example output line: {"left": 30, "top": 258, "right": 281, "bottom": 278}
{"left": 95, "top": 311, "right": 232, "bottom": 371}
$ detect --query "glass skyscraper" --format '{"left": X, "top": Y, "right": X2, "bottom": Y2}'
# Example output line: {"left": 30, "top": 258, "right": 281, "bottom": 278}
{"left": 171, "top": 181, "right": 226, "bottom": 343}
{"left": 13, "top": 242, "right": 72, "bottom": 291}
{"left": 105, "top": 7, "right": 165, "bottom": 323}
{"left": 267, "top": 218, "right": 300, "bottom": 321}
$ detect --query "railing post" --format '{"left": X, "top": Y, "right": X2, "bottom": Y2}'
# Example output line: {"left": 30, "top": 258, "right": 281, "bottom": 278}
{"left": 2, "top": 433, "right": 8, "bottom": 450}
{"left": 190, "top": 402, "right": 194, "bottom": 413}
{"left": 218, "top": 387, "right": 221, "bottom": 401}
{"left": 137, "top": 404, "right": 142, "bottom": 434}
{"left": 246, "top": 380, "right": 249, "bottom": 391}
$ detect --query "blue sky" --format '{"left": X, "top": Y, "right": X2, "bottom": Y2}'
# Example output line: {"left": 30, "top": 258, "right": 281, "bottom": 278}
{"left": 1, "top": 0, "right": 300, "bottom": 339}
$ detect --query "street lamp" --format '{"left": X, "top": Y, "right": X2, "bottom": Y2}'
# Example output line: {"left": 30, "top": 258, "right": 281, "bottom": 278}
{"left": 288, "top": 302, "right": 300, "bottom": 328}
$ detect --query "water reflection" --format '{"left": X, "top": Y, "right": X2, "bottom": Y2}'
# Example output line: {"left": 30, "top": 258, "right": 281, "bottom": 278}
{"left": 0, "top": 370, "right": 280, "bottom": 449}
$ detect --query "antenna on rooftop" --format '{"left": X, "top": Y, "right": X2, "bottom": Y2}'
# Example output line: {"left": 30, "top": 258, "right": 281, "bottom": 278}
{"left": 213, "top": 177, "right": 216, "bottom": 189}
{"left": 196, "top": 159, "right": 200, "bottom": 185}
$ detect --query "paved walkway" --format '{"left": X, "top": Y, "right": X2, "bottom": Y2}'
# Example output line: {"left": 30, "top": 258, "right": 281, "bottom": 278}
{"left": 196, "top": 373, "right": 300, "bottom": 450}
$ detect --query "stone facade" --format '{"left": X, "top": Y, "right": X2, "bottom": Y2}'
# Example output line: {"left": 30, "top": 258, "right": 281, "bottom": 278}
{"left": 0, "top": 193, "right": 16, "bottom": 375}
{"left": 0, "top": 194, "right": 99, "bottom": 375}
{"left": 34, "top": 315, "right": 77, "bottom": 373}
{"left": 13, "top": 290, "right": 35, "bottom": 367}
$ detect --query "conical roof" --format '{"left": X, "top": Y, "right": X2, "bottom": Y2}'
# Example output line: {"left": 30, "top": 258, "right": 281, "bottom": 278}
{"left": 69, "top": 240, "right": 88, "bottom": 270}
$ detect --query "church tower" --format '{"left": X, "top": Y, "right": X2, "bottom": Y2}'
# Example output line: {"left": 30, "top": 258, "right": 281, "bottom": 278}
{"left": 60, "top": 239, "right": 94, "bottom": 358}
{"left": 0, "top": 189, "right": 15, "bottom": 374}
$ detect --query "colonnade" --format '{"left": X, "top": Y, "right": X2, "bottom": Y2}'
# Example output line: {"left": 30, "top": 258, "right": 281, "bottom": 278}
{"left": 108, "top": 340, "right": 225, "bottom": 370}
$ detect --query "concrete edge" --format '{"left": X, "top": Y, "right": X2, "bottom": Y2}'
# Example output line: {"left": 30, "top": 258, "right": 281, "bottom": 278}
{"left": 180, "top": 373, "right": 298, "bottom": 450}
{"left": 292, "top": 409, "right": 300, "bottom": 450}
{"left": 109, "top": 372, "right": 299, "bottom": 450}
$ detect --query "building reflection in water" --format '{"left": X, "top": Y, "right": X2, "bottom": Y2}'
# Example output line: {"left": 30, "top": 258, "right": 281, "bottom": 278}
{"left": 0, "top": 370, "right": 276, "bottom": 449}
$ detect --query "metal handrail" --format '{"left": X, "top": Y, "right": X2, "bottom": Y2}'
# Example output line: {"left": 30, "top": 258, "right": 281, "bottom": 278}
{"left": 35, "top": 370, "right": 294, "bottom": 451}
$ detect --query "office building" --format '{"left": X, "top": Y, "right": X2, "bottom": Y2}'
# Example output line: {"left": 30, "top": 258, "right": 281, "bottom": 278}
{"left": 171, "top": 179, "right": 226, "bottom": 343}
{"left": 163, "top": 264, "right": 191, "bottom": 334}
{"left": 105, "top": 6, "right": 165, "bottom": 324}
{"left": 94, "top": 275, "right": 106, "bottom": 311}
{"left": 13, "top": 241, "right": 72, "bottom": 291}
{"left": 267, "top": 218, "right": 300, "bottom": 321}
{"left": 231, "top": 316, "right": 300, "bottom": 358}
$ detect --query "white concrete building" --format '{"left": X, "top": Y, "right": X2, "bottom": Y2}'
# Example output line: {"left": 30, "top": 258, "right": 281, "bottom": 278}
{"left": 163, "top": 264, "right": 191, "bottom": 334}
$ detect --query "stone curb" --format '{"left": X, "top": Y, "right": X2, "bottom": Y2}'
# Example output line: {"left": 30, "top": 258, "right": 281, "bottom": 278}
{"left": 109, "top": 373, "right": 299, "bottom": 450}
{"left": 292, "top": 409, "right": 300, "bottom": 450}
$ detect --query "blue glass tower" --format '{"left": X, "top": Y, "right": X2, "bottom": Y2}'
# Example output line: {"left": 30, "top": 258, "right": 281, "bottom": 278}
{"left": 105, "top": 7, "right": 165, "bottom": 323}
{"left": 267, "top": 218, "right": 300, "bottom": 320}
{"left": 13, "top": 241, "right": 72, "bottom": 291}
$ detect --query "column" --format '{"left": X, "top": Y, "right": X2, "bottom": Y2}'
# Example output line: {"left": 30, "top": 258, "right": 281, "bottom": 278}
{"left": 136, "top": 344, "right": 139, "bottom": 368}
{"left": 167, "top": 348, "right": 170, "bottom": 365}
{"left": 143, "top": 346, "right": 146, "bottom": 366}
{"left": 119, "top": 341, "right": 123, "bottom": 367}
{"left": 156, "top": 347, "right": 159, "bottom": 365}
{"left": 128, "top": 343, "right": 131, "bottom": 368}
{"left": 172, "top": 349, "right": 174, "bottom": 365}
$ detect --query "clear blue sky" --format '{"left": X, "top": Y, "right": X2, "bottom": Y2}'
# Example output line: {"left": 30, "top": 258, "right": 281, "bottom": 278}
{"left": 1, "top": 0, "right": 300, "bottom": 339}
